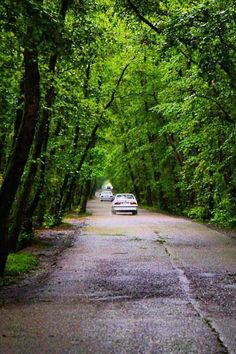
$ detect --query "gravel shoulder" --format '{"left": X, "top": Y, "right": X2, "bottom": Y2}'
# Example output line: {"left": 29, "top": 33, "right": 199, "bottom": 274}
{"left": 0, "top": 220, "right": 83, "bottom": 304}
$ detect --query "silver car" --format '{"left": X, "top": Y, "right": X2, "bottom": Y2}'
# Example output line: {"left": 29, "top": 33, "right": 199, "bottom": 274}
{"left": 112, "top": 193, "right": 138, "bottom": 215}
{"left": 100, "top": 191, "right": 114, "bottom": 202}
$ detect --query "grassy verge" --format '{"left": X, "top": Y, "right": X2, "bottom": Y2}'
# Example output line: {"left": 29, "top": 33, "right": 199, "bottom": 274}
{"left": 141, "top": 204, "right": 179, "bottom": 216}
{"left": 65, "top": 211, "right": 92, "bottom": 218}
{"left": 0, "top": 252, "right": 38, "bottom": 287}
{"left": 142, "top": 205, "right": 236, "bottom": 236}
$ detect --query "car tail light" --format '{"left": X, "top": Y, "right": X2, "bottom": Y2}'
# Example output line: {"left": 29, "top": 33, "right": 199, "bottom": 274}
{"left": 114, "top": 202, "right": 121, "bottom": 205}
{"left": 130, "top": 202, "right": 137, "bottom": 205}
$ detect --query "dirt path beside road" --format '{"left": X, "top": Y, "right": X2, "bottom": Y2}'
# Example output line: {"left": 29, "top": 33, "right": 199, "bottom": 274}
{"left": 0, "top": 199, "right": 236, "bottom": 353}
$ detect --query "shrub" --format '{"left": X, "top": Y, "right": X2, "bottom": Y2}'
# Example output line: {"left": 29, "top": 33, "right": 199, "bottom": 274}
{"left": 185, "top": 206, "right": 206, "bottom": 220}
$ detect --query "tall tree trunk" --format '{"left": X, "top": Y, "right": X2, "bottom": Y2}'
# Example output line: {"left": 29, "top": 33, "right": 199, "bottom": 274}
{"left": 166, "top": 134, "right": 183, "bottom": 165}
{"left": 59, "top": 124, "right": 99, "bottom": 219}
{"left": 53, "top": 61, "right": 131, "bottom": 222}
{"left": 30, "top": 117, "right": 63, "bottom": 227}
{"left": 0, "top": 48, "right": 40, "bottom": 275}
{"left": 12, "top": 76, "right": 24, "bottom": 149}
{"left": 22, "top": 135, "right": 48, "bottom": 236}
{"left": 52, "top": 124, "right": 81, "bottom": 223}
{"left": 8, "top": 0, "right": 71, "bottom": 247}
{"left": 0, "top": 132, "right": 6, "bottom": 172}
{"left": 9, "top": 55, "right": 57, "bottom": 251}
{"left": 79, "top": 150, "right": 94, "bottom": 214}
{"left": 9, "top": 120, "right": 50, "bottom": 251}
{"left": 123, "top": 141, "right": 139, "bottom": 198}
{"left": 80, "top": 179, "right": 92, "bottom": 213}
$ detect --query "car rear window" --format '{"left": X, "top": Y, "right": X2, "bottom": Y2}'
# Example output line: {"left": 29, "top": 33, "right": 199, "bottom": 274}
{"left": 116, "top": 194, "right": 134, "bottom": 199}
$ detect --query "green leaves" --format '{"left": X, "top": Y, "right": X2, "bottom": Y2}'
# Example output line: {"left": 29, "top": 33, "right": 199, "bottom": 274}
{"left": 97, "top": 0, "right": 236, "bottom": 223}
{"left": 0, "top": 0, "right": 235, "bottom": 229}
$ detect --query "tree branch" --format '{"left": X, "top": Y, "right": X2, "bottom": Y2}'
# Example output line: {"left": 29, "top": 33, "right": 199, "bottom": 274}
{"left": 179, "top": 48, "right": 197, "bottom": 65}
{"left": 104, "top": 62, "right": 131, "bottom": 109}
{"left": 62, "top": 59, "right": 133, "bottom": 211}
{"left": 217, "top": 28, "right": 236, "bottom": 53}
{"left": 197, "top": 94, "right": 234, "bottom": 124}
{"left": 127, "top": 0, "right": 161, "bottom": 34}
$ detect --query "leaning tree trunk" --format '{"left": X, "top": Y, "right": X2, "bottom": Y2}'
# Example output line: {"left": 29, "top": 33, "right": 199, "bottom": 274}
{"left": 11, "top": 76, "right": 24, "bottom": 150}
{"left": 8, "top": 0, "right": 71, "bottom": 249}
{"left": 9, "top": 55, "right": 56, "bottom": 251}
{"left": 21, "top": 0, "right": 71, "bottom": 232}
{"left": 54, "top": 61, "right": 131, "bottom": 222}
{"left": 27, "top": 110, "right": 63, "bottom": 228}
{"left": 52, "top": 125, "right": 80, "bottom": 224}
{"left": 80, "top": 179, "right": 92, "bottom": 214}
{"left": 59, "top": 124, "right": 99, "bottom": 218}
{"left": 9, "top": 119, "right": 50, "bottom": 251}
{"left": 0, "top": 48, "right": 40, "bottom": 275}
{"left": 0, "top": 132, "right": 6, "bottom": 172}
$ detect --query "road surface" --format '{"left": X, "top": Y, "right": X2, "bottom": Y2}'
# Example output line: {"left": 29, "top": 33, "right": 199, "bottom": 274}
{"left": 0, "top": 199, "right": 236, "bottom": 353}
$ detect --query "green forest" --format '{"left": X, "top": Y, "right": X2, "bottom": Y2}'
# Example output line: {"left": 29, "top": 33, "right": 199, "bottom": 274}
{"left": 0, "top": 0, "right": 235, "bottom": 275}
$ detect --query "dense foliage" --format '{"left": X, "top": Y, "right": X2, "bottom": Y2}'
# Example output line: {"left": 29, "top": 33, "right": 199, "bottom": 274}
{"left": 106, "top": 0, "right": 236, "bottom": 225}
{"left": 0, "top": 0, "right": 235, "bottom": 274}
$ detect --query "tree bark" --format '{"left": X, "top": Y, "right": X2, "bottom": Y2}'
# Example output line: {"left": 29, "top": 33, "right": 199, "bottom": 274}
{"left": 9, "top": 120, "right": 50, "bottom": 250}
{"left": 9, "top": 55, "right": 57, "bottom": 251}
{"left": 53, "top": 61, "right": 131, "bottom": 222}
{"left": 80, "top": 179, "right": 92, "bottom": 213}
{"left": 127, "top": 0, "right": 161, "bottom": 34}
{"left": 11, "top": 76, "right": 24, "bottom": 150}
{"left": 59, "top": 124, "right": 99, "bottom": 218}
{"left": 0, "top": 48, "right": 40, "bottom": 275}
{"left": 8, "top": 0, "right": 71, "bottom": 246}
{"left": 166, "top": 134, "right": 183, "bottom": 165}
{"left": 0, "top": 132, "right": 6, "bottom": 172}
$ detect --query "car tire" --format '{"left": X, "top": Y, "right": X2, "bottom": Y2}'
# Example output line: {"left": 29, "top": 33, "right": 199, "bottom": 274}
{"left": 132, "top": 210, "right": 137, "bottom": 215}
{"left": 112, "top": 210, "right": 116, "bottom": 215}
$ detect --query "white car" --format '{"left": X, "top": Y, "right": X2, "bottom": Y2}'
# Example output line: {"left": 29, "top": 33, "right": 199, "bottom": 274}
{"left": 112, "top": 194, "right": 138, "bottom": 215}
{"left": 100, "top": 190, "right": 114, "bottom": 202}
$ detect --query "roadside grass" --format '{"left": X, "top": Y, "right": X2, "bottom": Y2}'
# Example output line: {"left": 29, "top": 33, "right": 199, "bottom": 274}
{"left": 54, "top": 222, "right": 75, "bottom": 229}
{"left": 141, "top": 204, "right": 181, "bottom": 216}
{"left": 1, "top": 217, "right": 81, "bottom": 287}
{"left": 142, "top": 205, "right": 236, "bottom": 237}
{"left": 78, "top": 211, "right": 92, "bottom": 217}
{"left": 141, "top": 205, "right": 162, "bottom": 213}
{"left": 0, "top": 252, "right": 38, "bottom": 287}
{"left": 36, "top": 221, "right": 76, "bottom": 231}
{"left": 65, "top": 211, "right": 92, "bottom": 218}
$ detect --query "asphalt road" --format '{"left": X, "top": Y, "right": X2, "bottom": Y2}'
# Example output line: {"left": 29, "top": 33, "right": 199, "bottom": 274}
{"left": 0, "top": 199, "right": 236, "bottom": 354}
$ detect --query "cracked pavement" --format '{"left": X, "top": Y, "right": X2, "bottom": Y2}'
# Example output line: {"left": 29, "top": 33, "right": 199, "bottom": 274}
{"left": 0, "top": 199, "right": 236, "bottom": 353}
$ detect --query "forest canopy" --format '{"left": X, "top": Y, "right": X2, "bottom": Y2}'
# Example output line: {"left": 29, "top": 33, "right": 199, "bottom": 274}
{"left": 0, "top": 0, "right": 235, "bottom": 274}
